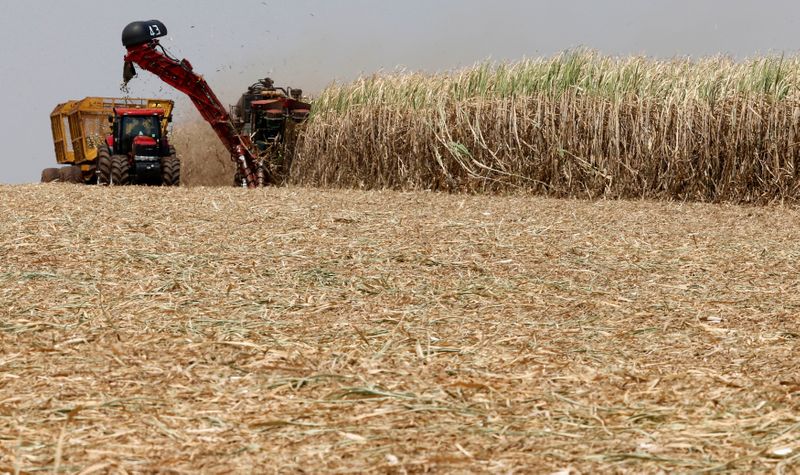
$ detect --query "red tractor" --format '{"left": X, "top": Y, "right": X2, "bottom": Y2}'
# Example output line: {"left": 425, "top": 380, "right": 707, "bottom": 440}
{"left": 97, "top": 106, "right": 180, "bottom": 186}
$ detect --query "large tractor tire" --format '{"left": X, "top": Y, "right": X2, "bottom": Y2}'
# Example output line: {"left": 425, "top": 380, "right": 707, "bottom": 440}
{"left": 97, "top": 144, "right": 112, "bottom": 185}
{"left": 41, "top": 168, "right": 60, "bottom": 183}
{"left": 110, "top": 155, "right": 131, "bottom": 186}
{"left": 161, "top": 155, "right": 180, "bottom": 186}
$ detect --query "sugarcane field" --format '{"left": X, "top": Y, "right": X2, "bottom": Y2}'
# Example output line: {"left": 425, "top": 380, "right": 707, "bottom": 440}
{"left": 2, "top": 2, "right": 800, "bottom": 474}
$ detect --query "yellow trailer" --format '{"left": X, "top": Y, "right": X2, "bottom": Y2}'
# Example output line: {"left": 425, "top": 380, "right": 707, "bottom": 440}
{"left": 44, "top": 97, "right": 174, "bottom": 183}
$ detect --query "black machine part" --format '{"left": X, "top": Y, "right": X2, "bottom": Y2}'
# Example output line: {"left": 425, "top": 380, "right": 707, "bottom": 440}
{"left": 122, "top": 20, "right": 168, "bottom": 47}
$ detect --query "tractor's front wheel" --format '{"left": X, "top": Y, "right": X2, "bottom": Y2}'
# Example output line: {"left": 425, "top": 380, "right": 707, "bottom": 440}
{"left": 110, "top": 155, "right": 131, "bottom": 186}
{"left": 161, "top": 155, "right": 180, "bottom": 186}
{"left": 97, "top": 144, "right": 112, "bottom": 185}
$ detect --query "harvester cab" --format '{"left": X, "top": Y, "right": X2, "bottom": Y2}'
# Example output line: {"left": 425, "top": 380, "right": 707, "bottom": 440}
{"left": 232, "top": 78, "right": 310, "bottom": 140}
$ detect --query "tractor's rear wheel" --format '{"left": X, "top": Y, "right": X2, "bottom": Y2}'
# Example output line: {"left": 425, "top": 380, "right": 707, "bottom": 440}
{"left": 110, "top": 155, "right": 130, "bottom": 186}
{"left": 41, "top": 168, "right": 60, "bottom": 183}
{"left": 161, "top": 155, "right": 180, "bottom": 186}
{"left": 97, "top": 144, "right": 112, "bottom": 185}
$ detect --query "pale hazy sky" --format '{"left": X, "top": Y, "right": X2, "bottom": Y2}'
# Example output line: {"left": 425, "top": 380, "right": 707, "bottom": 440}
{"left": 1, "top": 0, "right": 799, "bottom": 183}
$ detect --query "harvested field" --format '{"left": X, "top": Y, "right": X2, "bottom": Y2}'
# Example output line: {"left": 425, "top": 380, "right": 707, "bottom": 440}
{"left": 1, "top": 184, "right": 800, "bottom": 473}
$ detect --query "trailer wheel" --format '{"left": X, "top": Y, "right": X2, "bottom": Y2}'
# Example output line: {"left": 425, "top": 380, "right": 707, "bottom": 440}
{"left": 65, "top": 166, "right": 84, "bottom": 184}
{"left": 97, "top": 144, "right": 112, "bottom": 185}
{"left": 41, "top": 168, "right": 60, "bottom": 183}
{"left": 110, "top": 155, "right": 130, "bottom": 186}
{"left": 57, "top": 166, "right": 82, "bottom": 184}
{"left": 161, "top": 155, "right": 180, "bottom": 186}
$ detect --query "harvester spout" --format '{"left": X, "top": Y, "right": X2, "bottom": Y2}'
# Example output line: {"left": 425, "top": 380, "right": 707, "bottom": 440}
{"left": 121, "top": 20, "right": 167, "bottom": 87}
{"left": 122, "top": 20, "right": 168, "bottom": 48}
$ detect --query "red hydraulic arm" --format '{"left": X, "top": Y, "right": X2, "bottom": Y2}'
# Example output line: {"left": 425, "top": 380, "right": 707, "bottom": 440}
{"left": 122, "top": 20, "right": 258, "bottom": 187}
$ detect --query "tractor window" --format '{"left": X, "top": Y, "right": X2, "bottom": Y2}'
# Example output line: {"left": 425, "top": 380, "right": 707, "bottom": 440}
{"left": 122, "top": 116, "right": 160, "bottom": 139}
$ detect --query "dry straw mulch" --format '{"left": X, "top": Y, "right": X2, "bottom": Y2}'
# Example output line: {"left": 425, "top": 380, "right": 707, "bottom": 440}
{"left": 1, "top": 184, "right": 799, "bottom": 473}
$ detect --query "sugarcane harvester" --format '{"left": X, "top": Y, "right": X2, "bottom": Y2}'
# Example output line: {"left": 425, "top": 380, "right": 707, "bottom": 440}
{"left": 121, "top": 20, "right": 309, "bottom": 187}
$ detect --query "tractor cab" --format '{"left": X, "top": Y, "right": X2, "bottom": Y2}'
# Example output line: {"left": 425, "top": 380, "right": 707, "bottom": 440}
{"left": 109, "top": 108, "right": 166, "bottom": 156}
